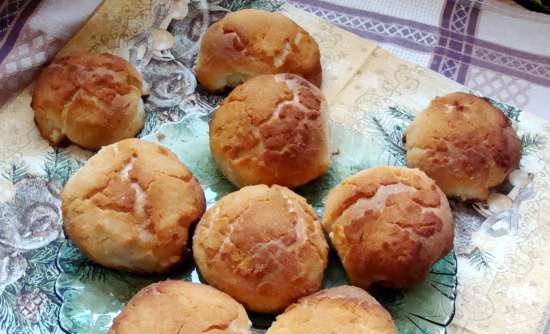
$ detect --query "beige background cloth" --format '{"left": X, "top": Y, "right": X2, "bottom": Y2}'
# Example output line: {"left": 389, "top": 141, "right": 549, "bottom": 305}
{"left": 0, "top": 1, "right": 548, "bottom": 334}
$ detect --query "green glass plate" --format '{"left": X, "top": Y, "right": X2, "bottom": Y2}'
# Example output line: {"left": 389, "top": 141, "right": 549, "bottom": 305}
{"left": 3, "top": 1, "right": 545, "bottom": 334}
{"left": 0, "top": 0, "right": 459, "bottom": 331}
{"left": 55, "top": 112, "right": 457, "bottom": 334}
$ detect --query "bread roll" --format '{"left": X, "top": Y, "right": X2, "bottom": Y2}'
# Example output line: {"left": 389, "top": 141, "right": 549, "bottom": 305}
{"left": 109, "top": 280, "right": 250, "bottom": 334}
{"left": 322, "top": 166, "right": 454, "bottom": 289}
{"left": 192, "top": 184, "right": 328, "bottom": 313}
{"left": 266, "top": 285, "right": 397, "bottom": 334}
{"left": 209, "top": 73, "right": 330, "bottom": 188}
{"left": 62, "top": 138, "right": 205, "bottom": 274}
{"left": 31, "top": 52, "right": 144, "bottom": 150}
{"left": 197, "top": 9, "right": 322, "bottom": 91}
{"left": 404, "top": 92, "right": 522, "bottom": 200}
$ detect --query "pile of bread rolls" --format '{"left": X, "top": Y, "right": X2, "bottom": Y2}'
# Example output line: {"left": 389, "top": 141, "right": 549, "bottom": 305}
{"left": 31, "top": 9, "right": 521, "bottom": 334}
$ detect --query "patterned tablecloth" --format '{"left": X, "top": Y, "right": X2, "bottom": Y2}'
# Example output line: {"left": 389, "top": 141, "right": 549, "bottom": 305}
{"left": 0, "top": 1, "right": 549, "bottom": 334}
{"left": 1, "top": 0, "right": 549, "bottom": 119}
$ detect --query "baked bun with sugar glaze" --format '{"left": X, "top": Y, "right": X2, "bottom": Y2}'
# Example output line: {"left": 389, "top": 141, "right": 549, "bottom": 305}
{"left": 197, "top": 9, "right": 322, "bottom": 91}
{"left": 209, "top": 73, "right": 330, "bottom": 188}
{"left": 322, "top": 166, "right": 454, "bottom": 289}
{"left": 32, "top": 52, "right": 144, "bottom": 150}
{"left": 62, "top": 138, "right": 205, "bottom": 274}
{"left": 108, "top": 280, "right": 250, "bottom": 334}
{"left": 266, "top": 285, "right": 397, "bottom": 334}
{"left": 404, "top": 92, "right": 522, "bottom": 200}
{"left": 193, "top": 184, "right": 328, "bottom": 313}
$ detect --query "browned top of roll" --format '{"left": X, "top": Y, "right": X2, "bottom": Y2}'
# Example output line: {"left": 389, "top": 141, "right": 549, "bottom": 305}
{"left": 108, "top": 280, "right": 250, "bottom": 334}
{"left": 267, "top": 285, "right": 398, "bottom": 334}
{"left": 405, "top": 92, "right": 522, "bottom": 200}
{"left": 209, "top": 73, "right": 330, "bottom": 188}
{"left": 31, "top": 52, "right": 144, "bottom": 150}
{"left": 322, "top": 166, "right": 454, "bottom": 289}
{"left": 193, "top": 184, "right": 328, "bottom": 313}
{"left": 197, "top": 9, "right": 322, "bottom": 91}
{"left": 62, "top": 138, "right": 205, "bottom": 274}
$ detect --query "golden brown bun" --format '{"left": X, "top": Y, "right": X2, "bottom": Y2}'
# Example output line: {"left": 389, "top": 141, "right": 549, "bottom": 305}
{"left": 31, "top": 53, "right": 144, "bottom": 150}
{"left": 209, "top": 73, "right": 330, "bottom": 188}
{"left": 404, "top": 92, "right": 522, "bottom": 200}
{"left": 192, "top": 184, "right": 328, "bottom": 313}
{"left": 266, "top": 285, "right": 397, "bottom": 334}
{"left": 108, "top": 280, "right": 250, "bottom": 334}
{"left": 322, "top": 166, "right": 453, "bottom": 289}
{"left": 197, "top": 9, "right": 322, "bottom": 91}
{"left": 62, "top": 139, "right": 205, "bottom": 274}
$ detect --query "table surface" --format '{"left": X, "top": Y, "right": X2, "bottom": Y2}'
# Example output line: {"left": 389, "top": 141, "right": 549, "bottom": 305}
{"left": 1, "top": 0, "right": 549, "bottom": 119}
{"left": 288, "top": 0, "right": 550, "bottom": 121}
{"left": 0, "top": 1, "right": 549, "bottom": 334}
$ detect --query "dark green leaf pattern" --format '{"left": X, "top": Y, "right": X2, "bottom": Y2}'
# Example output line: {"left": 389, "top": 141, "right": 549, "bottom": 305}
{"left": 468, "top": 247, "right": 495, "bottom": 271}
{"left": 483, "top": 96, "right": 521, "bottom": 122}
{"left": 139, "top": 108, "right": 160, "bottom": 137}
{"left": 521, "top": 133, "right": 546, "bottom": 154}
{"left": 367, "top": 105, "right": 414, "bottom": 167}
{"left": 373, "top": 117, "right": 406, "bottom": 158}
{"left": 0, "top": 242, "right": 65, "bottom": 334}
{"left": 0, "top": 147, "right": 82, "bottom": 334}
{"left": 43, "top": 149, "right": 70, "bottom": 182}
{"left": 387, "top": 105, "right": 415, "bottom": 122}
{"left": 1, "top": 159, "right": 28, "bottom": 183}
{"left": 219, "top": 0, "right": 283, "bottom": 11}
{"left": 0, "top": 292, "right": 17, "bottom": 334}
